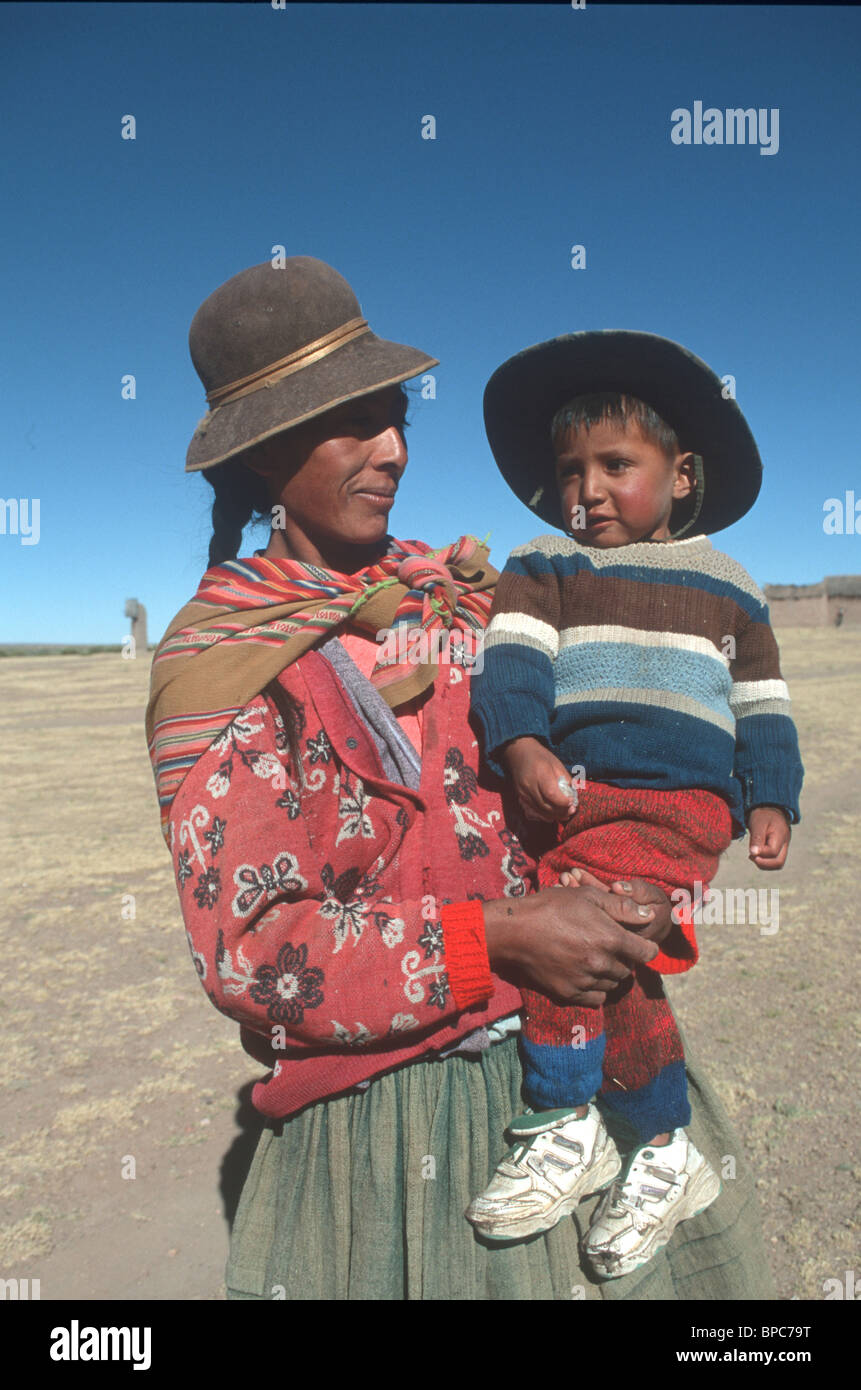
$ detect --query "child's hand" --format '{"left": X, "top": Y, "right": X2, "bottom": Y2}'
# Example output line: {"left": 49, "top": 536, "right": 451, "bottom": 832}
{"left": 557, "top": 868, "right": 609, "bottom": 892}
{"left": 748, "top": 805, "right": 791, "bottom": 869}
{"left": 501, "top": 736, "right": 579, "bottom": 822}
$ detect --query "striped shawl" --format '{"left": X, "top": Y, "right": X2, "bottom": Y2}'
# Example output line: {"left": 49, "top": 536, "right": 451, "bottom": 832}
{"left": 146, "top": 535, "right": 497, "bottom": 838}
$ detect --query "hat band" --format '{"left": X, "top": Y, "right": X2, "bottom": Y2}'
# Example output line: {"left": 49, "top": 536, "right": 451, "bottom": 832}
{"left": 205, "top": 316, "right": 371, "bottom": 408}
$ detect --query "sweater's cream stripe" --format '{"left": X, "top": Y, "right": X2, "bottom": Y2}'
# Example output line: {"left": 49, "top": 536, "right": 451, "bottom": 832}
{"left": 729, "top": 678, "right": 791, "bottom": 706}
{"left": 484, "top": 611, "right": 559, "bottom": 656}
{"left": 729, "top": 697, "right": 793, "bottom": 720}
{"left": 510, "top": 533, "right": 710, "bottom": 563}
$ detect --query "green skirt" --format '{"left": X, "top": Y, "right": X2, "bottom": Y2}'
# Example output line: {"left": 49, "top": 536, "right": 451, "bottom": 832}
{"left": 226, "top": 1035, "right": 775, "bottom": 1301}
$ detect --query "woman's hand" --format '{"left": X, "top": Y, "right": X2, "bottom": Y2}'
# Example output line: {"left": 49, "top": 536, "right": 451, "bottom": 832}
{"left": 559, "top": 868, "right": 675, "bottom": 947}
{"left": 483, "top": 883, "right": 659, "bottom": 1007}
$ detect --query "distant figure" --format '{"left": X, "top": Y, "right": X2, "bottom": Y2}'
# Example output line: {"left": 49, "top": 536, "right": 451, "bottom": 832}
{"left": 125, "top": 598, "right": 148, "bottom": 654}
{"left": 835, "top": 607, "right": 845, "bottom": 627}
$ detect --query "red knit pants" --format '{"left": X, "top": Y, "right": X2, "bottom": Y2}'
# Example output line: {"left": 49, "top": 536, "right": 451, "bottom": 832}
{"left": 520, "top": 782, "right": 733, "bottom": 1139}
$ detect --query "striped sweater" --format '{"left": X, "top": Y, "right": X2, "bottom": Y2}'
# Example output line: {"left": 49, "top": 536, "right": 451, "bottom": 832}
{"left": 470, "top": 533, "right": 803, "bottom": 836}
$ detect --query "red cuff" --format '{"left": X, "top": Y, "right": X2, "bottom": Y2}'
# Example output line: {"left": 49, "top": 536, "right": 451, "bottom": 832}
{"left": 440, "top": 901, "right": 494, "bottom": 1009}
{"left": 648, "top": 910, "right": 699, "bottom": 975}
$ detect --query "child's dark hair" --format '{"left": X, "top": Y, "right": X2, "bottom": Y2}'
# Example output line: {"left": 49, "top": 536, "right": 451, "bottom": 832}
{"left": 551, "top": 392, "right": 680, "bottom": 459}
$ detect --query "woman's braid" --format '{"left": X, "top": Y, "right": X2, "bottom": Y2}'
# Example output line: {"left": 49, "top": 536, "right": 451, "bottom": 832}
{"left": 203, "top": 460, "right": 271, "bottom": 567}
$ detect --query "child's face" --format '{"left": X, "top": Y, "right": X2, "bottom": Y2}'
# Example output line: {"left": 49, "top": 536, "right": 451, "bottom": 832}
{"left": 553, "top": 419, "right": 694, "bottom": 547}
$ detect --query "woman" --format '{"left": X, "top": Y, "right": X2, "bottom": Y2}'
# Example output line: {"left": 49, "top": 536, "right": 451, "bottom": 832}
{"left": 146, "top": 256, "right": 775, "bottom": 1300}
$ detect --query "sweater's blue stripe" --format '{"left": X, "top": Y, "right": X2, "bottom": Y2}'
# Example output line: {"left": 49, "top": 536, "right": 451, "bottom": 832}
{"left": 549, "top": 697, "right": 737, "bottom": 773}
{"left": 544, "top": 700, "right": 746, "bottom": 832}
{"left": 553, "top": 642, "right": 733, "bottom": 719}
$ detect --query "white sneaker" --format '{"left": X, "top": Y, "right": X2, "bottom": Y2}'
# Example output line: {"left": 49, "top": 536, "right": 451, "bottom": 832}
{"left": 465, "top": 1104, "right": 622, "bottom": 1242}
{"left": 583, "top": 1129, "right": 722, "bottom": 1279}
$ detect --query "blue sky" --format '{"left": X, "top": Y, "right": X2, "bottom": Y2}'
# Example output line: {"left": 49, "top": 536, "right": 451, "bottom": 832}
{"left": 2, "top": 2, "right": 859, "bottom": 643}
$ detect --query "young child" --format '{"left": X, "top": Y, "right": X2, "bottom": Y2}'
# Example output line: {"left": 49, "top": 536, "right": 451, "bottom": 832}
{"left": 466, "top": 331, "right": 803, "bottom": 1278}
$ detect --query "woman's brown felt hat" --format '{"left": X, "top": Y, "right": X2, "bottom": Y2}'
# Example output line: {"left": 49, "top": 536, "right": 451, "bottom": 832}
{"left": 483, "top": 331, "right": 763, "bottom": 537}
{"left": 185, "top": 257, "right": 439, "bottom": 472}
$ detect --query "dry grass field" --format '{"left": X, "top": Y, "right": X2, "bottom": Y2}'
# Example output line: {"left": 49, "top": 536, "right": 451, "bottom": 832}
{"left": 0, "top": 630, "right": 858, "bottom": 1300}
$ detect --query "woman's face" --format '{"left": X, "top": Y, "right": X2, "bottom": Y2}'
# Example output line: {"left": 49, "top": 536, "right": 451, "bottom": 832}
{"left": 250, "top": 386, "right": 409, "bottom": 571}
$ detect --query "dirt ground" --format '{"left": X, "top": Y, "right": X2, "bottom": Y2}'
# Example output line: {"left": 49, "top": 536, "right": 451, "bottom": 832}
{"left": 0, "top": 631, "right": 858, "bottom": 1301}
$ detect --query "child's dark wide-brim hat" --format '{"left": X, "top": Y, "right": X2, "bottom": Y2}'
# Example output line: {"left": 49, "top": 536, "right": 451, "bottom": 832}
{"left": 483, "top": 331, "right": 763, "bottom": 536}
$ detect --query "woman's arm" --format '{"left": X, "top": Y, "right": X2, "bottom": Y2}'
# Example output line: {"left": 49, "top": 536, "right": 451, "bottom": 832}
{"left": 170, "top": 687, "right": 675, "bottom": 1054}
{"left": 170, "top": 693, "right": 509, "bottom": 1052}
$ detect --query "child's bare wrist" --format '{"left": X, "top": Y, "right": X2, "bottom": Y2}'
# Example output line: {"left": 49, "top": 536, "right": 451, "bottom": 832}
{"left": 751, "top": 803, "right": 789, "bottom": 820}
{"left": 500, "top": 736, "right": 542, "bottom": 768}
